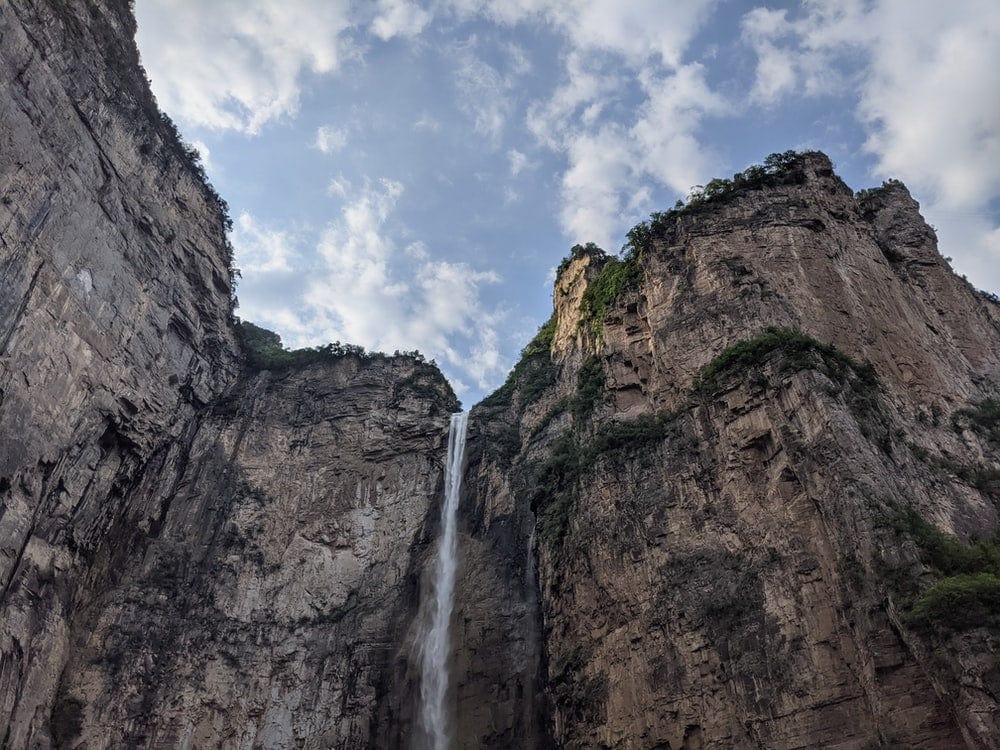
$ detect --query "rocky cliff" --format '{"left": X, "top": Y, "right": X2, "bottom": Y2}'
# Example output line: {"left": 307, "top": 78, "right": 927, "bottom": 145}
{"left": 457, "top": 154, "right": 1000, "bottom": 748}
{"left": 3, "top": 2, "right": 1000, "bottom": 749}
{"left": 1, "top": 2, "right": 457, "bottom": 747}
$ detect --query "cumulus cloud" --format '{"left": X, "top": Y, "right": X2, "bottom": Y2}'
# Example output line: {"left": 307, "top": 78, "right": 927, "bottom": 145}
{"left": 305, "top": 179, "right": 503, "bottom": 385}
{"left": 741, "top": 0, "right": 1000, "bottom": 290}
{"left": 230, "top": 212, "right": 297, "bottom": 274}
{"left": 451, "top": 0, "right": 725, "bottom": 246}
{"left": 371, "top": 0, "right": 432, "bottom": 40}
{"left": 236, "top": 179, "right": 506, "bottom": 390}
{"left": 135, "top": 0, "right": 355, "bottom": 133}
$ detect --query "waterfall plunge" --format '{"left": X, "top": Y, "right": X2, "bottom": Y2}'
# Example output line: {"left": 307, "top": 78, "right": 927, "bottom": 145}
{"left": 419, "top": 411, "right": 468, "bottom": 750}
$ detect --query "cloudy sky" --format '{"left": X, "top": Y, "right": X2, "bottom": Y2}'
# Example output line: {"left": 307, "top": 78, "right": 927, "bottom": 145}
{"left": 135, "top": 0, "right": 1000, "bottom": 404}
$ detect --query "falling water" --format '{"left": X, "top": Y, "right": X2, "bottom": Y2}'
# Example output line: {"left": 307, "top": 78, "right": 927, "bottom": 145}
{"left": 419, "top": 411, "right": 468, "bottom": 750}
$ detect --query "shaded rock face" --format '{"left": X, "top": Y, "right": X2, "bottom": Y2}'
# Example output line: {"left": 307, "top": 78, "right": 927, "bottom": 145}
{"left": 1, "top": 0, "right": 239, "bottom": 743}
{"left": 3, "top": 2, "right": 1000, "bottom": 748}
{"left": 0, "top": 2, "right": 458, "bottom": 748}
{"left": 456, "top": 154, "right": 1000, "bottom": 749}
{"left": 56, "top": 358, "right": 456, "bottom": 749}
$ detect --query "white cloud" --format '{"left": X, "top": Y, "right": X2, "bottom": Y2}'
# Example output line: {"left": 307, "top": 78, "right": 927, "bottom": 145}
{"left": 190, "top": 139, "right": 215, "bottom": 173}
{"left": 315, "top": 125, "right": 348, "bottom": 153}
{"left": 559, "top": 126, "right": 636, "bottom": 248}
{"left": 230, "top": 212, "right": 297, "bottom": 274}
{"left": 631, "top": 64, "right": 728, "bottom": 194}
{"left": 448, "top": 0, "right": 716, "bottom": 66}
{"left": 741, "top": 0, "right": 1000, "bottom": 290}
{"left": 135, "top": 0, "right": 355, "bottom": 133}
{"left": 538, "top": 62, "right": 728, "bottom": 247}
{"left": 264, "top": 179, "right": 508, "bottom": 388}
{"left": 371, "top": 0, "right": 432, "bottom": 40}
{"left": 449, "top": 1, "right": 725, "bottom": 247}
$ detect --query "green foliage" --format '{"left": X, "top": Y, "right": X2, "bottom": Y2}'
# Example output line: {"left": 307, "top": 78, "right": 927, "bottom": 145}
{"left": 577, "top": 250, "right": 644, "bottom": 339}
{"left": 855, "top": 178, "right": 905, "bottom": 204}
{"left": 236, "top": 321, "right": 367, "bottom": 370}
{"left": 570, "top": 356, "right": 606, "bottom": 420}
{"left": 235, "top": 320, "right": 434, "bottom": 375}
{"left": 914, "top": 447, "right": 1000, "bottom": 497}
{"left": 910, "top": 574, "right": 1000, "bottom": 630}
{"left": 531, "top": 412, "right": 683, "bottom": 549}
{"left": 625, "top": 150, "right": 822, "bottom": 254}
{"left": 557, "top": 242, "right": 608, "bottom": 278}
{"left": 532, "top": 432, "right": 582, "bottom": 548}
{"left": 691, "top": 327, "right": 876, "bottom": 397}
{"left": 895, "top": 509, "right": 1000, "bottom": 631}
{"left": 480, "top": 316, "right": 559, "bottom": 413}
{"left": 899, "top": 509, "right": 1000, "bottom": 576}
{"left": 529, "top": 355, "right": 608, "bottom": 439}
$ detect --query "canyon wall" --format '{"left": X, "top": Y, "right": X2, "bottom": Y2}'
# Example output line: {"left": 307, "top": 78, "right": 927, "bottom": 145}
{"left": 2, "top": 2, "right": 1000, "bottom": 749}
{"left": 0, "top": 2, "right": 456, "bottom": 747}
{"left": 455, "top": 155, "right": 1000, "bottom": 748}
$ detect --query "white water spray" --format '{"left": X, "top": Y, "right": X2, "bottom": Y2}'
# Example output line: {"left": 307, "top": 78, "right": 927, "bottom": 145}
{"left": 419, "top": 411, "right": 468, "bottom": 750}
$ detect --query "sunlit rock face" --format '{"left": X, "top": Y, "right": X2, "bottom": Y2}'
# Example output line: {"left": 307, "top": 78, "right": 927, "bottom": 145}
{"left": 3, "top": 2, "right": 1000, "bottom": 749}
{"left": 458, "top": 154, "right": 1000, "bottom": 748}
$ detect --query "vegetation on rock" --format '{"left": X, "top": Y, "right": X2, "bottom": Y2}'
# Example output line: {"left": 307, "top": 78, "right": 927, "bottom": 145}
{"left": 895, "top": 509, "right": 1000, "bottom": 631}
{"left": 691, "top": 327, "right": 878, "bottom": 397}
{"left": 236, "top": 320, "right": 436, "bottom": 374}
{"left": 479, "top": 316, "right": 558, "bottom": 413}
{"left": 626, "top": 150, "right": 824, "bottom": 254}
{"left": 577, "top": 249, "right": 644, "bottom": 339}
{"left": 531, "top": 411, "right": 685, "bottom": 549}
{"left": 953, "top": 398, "right": 1000, "bottom": 444}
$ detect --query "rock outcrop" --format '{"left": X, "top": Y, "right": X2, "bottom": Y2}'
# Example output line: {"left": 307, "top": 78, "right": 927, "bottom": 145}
{"left": 456, "top": 154, "right": 1000, "bottom": 748}
{"left": 1, "top": 2, "right": 457, "bottom": 747}
{"left": 2, "top": 2, "right": 1000, "bottom": 749}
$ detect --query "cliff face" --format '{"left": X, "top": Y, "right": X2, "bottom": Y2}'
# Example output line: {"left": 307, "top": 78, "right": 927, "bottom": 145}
{"left": 1, "top": 0, "right": 238, "bottom": 743}
{"left": 0, "top": 3, "right": 458, "bottom": 748}
{"left": 457, "top": 155, "right": 1000, "bottom": 748}
{"left": 56, "top": 357, "right": 456, "bottom": 748}
{"left": 4, "top": 2, "right": 1000, "bottom": 749}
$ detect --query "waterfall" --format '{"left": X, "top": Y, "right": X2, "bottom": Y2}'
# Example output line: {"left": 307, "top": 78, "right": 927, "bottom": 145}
{"left": 419, "top": 411, "right": 468, "bottom": 750}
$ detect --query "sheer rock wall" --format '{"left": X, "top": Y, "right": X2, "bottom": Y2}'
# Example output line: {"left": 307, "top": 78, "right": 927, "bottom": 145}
{"left": 456, "top": 155, "right": 1000, "bottom": 749}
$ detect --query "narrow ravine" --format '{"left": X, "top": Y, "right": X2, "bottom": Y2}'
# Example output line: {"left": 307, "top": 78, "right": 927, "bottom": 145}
{"left": 419, "top": 411, "right": 469, "bottom": 750}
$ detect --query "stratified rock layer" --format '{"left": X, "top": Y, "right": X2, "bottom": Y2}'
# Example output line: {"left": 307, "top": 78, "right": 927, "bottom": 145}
{"left": 457, "top": 155, "right": 1000, "bottom": 748}
{"left": 1, "top": 2, "right": 457, "bottom": 748}
{"left": 2, "top": 2, "right": 1000, "bottom": 749}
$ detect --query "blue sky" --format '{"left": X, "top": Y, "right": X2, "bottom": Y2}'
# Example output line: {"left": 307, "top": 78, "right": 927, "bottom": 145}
{"left": 135, "top": 0, "right": 1000, "bottom": 404}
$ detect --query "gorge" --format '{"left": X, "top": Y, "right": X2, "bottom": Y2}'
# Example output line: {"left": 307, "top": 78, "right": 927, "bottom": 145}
{"left": 2, "top": 1, "right": 1000, "bottom": 749}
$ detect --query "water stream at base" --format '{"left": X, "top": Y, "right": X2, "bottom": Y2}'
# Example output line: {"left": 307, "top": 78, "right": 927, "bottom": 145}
{"left": 418, "top": 411, "right": 468, "bottom": 750}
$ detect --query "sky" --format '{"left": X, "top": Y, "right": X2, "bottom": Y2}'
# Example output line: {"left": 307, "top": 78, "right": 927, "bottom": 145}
{"left": 134, "top": 0, "right": 1000, "bottom": 405}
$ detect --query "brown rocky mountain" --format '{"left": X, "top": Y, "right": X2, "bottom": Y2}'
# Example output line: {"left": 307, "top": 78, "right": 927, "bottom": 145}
{"left": 2, "top": 1, "right": 999, "bottom": 748}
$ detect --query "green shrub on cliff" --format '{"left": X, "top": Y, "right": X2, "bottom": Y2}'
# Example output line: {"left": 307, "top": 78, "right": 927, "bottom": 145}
{"left": 625, "top": 150, "right": 823, "bottom": 254}
{"left": 577, "top": 250, "right": 643, "bottom": 339}
{"left": 691, "top": 327, "right": 876, "bottom": 397}
{"left": 895, "top": 509, "right": 1000, "bottom": 631}
{"left": 531, "top": 411, "right": 684, "bottom": 549}
{"left": 236, "top": 320, "right": 429, "bottom": 372}
{"left": 909, "top": 573, "right": 1000, "bottom": 629}
{"left": 479, "top": 316, "right": 558, "bottom": 413}
{"left": 953, "top": 398, "right": 1000, "bottom": 444}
